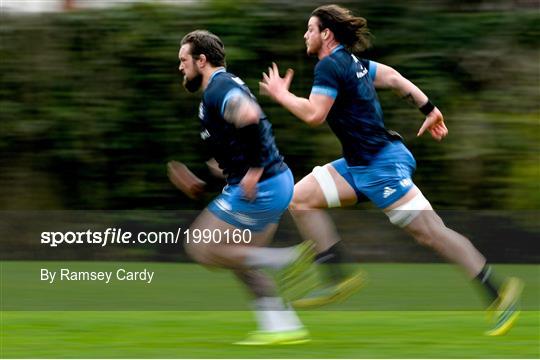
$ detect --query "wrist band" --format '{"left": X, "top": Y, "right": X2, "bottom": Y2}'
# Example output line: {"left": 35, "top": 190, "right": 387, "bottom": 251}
{"left": 419, "top": 100, "right": 435, "bottom": 116}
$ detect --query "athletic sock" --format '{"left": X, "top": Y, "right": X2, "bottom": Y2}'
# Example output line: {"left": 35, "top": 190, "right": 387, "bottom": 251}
{"left": 244, "top": 247, "right": 297, "bottom": 269}
{"left": 315, "top": 243, "right": 346, "bottom": 283}
{"left": 475, "top": 264, "right": 500, "bottom": 304}
{"left": 253, "top": 297, "right": 303, "bottom": 332}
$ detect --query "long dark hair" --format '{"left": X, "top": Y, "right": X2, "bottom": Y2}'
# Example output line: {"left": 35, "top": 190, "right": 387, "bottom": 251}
{"left": 312, "top": 4, "right": 372, "bottom": 53}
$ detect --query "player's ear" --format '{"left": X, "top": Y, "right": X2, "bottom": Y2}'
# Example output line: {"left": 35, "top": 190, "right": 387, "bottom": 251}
{"left": 198, "top": 54, "right": 207, "bottom": 67}
{"left": 322, "top": 30, "right": 328, "bottom": 40}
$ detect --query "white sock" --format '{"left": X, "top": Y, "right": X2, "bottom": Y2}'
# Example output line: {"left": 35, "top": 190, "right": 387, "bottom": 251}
{"left": 244, "top": 247, "right": 297, "bottom": 269}
{"left": 253, "top": 297, "right": 303, "bottom": 332}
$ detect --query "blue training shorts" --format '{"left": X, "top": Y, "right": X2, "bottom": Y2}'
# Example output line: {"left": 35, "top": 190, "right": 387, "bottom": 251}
{"left": 207, "top": 168, "right": 294, "bottom": 232}
{"left": 331, "top": 141, "right": 416, "bottom": 209}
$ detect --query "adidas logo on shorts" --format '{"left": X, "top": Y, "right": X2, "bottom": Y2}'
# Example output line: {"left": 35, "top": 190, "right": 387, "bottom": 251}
{"left": 383, "top": 187, "right": 396, "bottom": 199}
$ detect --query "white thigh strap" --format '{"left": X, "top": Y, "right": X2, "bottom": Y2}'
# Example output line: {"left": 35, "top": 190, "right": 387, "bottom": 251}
{"left": 386, "top": 191, "right": 430, "bottom": 227}
{"left": 312, "top": 166, "right": 341, "bottom": 208}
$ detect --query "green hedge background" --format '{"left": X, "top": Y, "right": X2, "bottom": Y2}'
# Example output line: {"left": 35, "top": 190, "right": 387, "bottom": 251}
{"left": 1, "top": 0, "right": 538, "bottom": 211}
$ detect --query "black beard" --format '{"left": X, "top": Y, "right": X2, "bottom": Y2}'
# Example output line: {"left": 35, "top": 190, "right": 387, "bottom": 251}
{"left": 183, "top": 73, "right": 202, "bottom": 93}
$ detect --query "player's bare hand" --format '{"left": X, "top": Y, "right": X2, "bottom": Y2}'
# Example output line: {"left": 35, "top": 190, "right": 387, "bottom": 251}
{"left": 206, "top": 158, "right": 225, "bottom": 179}
{"left": 417, "top": 107, "right": 448, "bottom": 141}
{"left": 167, "top": 161, "right": 206, "bottom": 199}
{"left": 240, "top": 167, "right": 263, "bottom": 201}
{"left": 259, "top": 62, "right": 294, "bottom": 103}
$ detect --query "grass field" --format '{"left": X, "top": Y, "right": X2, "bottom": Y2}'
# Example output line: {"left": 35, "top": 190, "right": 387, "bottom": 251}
{"left": 1, "top": 262, "right": 539, "bottom": 358}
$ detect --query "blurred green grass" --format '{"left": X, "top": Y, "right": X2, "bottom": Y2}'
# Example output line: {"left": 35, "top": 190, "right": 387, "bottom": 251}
{"left": 2, "top": 311, "right": 538, "bottom": 358}
{"left": 2, "top": 262, "right": 539, "bottom": 310}
{"left": 1, "top": 262, "right": 539, "bottom": 357}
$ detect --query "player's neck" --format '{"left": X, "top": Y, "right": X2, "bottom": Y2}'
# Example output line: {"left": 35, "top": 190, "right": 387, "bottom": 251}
{"left": 318, "top": 41, "right": 340, "bottom": 60}
{"left": 202, "top": 66, "right": 225, "bottom": 90}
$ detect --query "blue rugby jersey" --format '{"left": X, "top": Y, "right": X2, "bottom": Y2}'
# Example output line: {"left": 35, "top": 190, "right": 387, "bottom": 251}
{"left": 311, "top": 45, "right": 393, "bottom": 165}
{"left": 199, "top": 69, "right": 287, "bottom": 185}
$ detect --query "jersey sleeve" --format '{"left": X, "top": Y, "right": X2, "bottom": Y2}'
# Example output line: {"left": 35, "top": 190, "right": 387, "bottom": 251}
{"left": 361, "top": 59, "right": 378, "bottom": 81}
{"left": 220, "top": 87, "right": 245, "bottom": 117}
{"left": 311, "top": 57, "right": 340, "bottom": 99}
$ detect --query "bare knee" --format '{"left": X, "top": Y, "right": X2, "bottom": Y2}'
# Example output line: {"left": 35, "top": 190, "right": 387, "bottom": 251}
{"left": 405, "top": 211, "right": 446, "bottom": 248}
{"left": 411, "top": 227, "right": 437, "bottom": 247}
{"left": 289, "top": 191, "right": 316, "bottom": 211}
{"left": 385, "top": 190, "right": 446, "bottom": 248}
{"left": 289, "top": 170, "right": 330, "bottom": 211}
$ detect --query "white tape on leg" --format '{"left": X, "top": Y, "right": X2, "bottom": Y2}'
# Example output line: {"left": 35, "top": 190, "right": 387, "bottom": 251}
{"left": 386, "top": 191, "right": 430, "bottom": 227}
{"left": 312, "top": 166, "right": 341, "bottom": 208}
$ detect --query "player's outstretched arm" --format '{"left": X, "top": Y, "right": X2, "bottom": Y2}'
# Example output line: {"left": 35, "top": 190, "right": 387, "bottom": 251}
{"left": 260, "top": 62, "right": 333, "bottom": 127}
{"left": 372, "top": 62, "right": 448, "bottom": 141}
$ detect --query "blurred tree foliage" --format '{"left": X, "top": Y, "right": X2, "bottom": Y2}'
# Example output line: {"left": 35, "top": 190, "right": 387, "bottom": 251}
{"left": 1, "top": 0, "right": 538, "bottom": 210}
